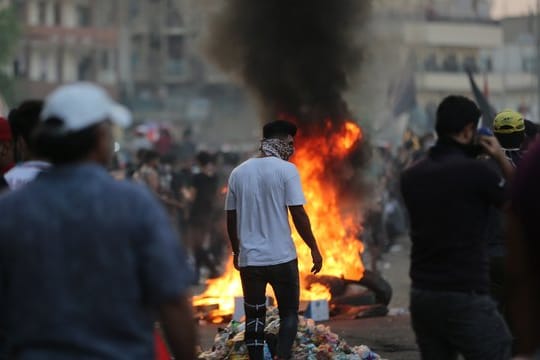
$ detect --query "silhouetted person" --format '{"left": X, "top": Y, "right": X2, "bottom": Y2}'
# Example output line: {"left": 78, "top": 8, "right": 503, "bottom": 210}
{"left": 401, "top": 96, "right": 513, "bottom": 360}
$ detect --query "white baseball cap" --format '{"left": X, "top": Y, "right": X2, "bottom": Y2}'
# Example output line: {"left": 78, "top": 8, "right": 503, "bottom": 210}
{"left": 41, "top": 82, "right": 132, "bottom": 132}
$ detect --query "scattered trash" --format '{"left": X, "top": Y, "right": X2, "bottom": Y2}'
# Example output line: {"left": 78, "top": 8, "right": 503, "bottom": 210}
{"left": 198, "top": 307, "right": 386, "bottom": 360}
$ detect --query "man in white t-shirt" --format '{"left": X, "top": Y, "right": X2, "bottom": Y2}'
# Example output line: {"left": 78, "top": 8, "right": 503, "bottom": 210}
{"left": 225, "top": 120, "right": 323, "bottom": 360}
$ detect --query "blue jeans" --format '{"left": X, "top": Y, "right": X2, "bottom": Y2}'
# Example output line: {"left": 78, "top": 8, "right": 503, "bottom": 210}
{"left": 410, "top": 288, "right": 512, "bottom": 360}
{"left": 240, "top": 259, "right": 299, "bottom": 360}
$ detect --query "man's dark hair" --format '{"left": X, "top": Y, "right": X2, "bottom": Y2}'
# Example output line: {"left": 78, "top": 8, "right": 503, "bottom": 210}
{"left": 196, "top": 151, "right": 215, "bottom": 167}
{"left": 263, "top": 120, "right": 297, "bottom": 139}
{"left": 435, "top": 96, "right": 481, "bottom": 138}
{"left": 8, "top": 100, "right": 44, "bottom": 144}
{"left": 31, "top": 118, "right": 100, "bottom": 165}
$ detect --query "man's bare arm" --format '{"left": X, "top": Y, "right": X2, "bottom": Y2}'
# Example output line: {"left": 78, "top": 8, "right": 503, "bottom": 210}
{"left": 226, "top": 210, "right": 240, "bottom": 269}
{"left": 289, "top": 205, "right": 322, "bottom": 274}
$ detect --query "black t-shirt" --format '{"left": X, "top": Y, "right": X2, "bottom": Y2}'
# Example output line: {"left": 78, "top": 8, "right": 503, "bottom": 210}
{"left": 190, "top": 172, "right": 218, "bottom": 222}
{"left": 400, "top": 142, "right": 506, "bottom": 293}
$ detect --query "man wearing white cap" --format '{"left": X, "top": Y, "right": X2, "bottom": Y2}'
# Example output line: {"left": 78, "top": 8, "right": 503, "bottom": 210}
{"left": 0, "top": 83, "right": 197, "bottom": 359}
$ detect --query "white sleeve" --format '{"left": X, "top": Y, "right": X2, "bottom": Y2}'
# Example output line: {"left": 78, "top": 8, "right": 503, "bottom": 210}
{"left": 284, "top": 166, "right": 306, "bottom": 206}
{"left": 225, "top": 177, "right": 236, "bottom": 210}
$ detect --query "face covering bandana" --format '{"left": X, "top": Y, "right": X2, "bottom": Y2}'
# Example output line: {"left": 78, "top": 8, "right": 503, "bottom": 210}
{"left": 260, "top": 138, "right": 294, "bottom": 160}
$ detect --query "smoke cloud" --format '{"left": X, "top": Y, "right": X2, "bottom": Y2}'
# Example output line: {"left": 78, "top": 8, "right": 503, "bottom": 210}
{"left": 206, "top": 0, "right": 371, "bottom": 125}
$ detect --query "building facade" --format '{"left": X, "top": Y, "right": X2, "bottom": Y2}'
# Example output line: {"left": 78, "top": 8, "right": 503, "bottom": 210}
{"left": 10, "top": 0, "right": 121, "bottom": 100}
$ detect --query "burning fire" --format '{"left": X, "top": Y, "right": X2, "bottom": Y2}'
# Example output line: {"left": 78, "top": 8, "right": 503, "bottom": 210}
{"left": 193, "top": 120, "right": 364, "bottom": 321}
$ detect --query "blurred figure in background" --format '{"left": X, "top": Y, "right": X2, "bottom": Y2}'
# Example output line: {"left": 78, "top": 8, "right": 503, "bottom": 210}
{"left": 0, "top": 83, "right": 196, "bottom": 359}
{"left": 523, "top": 119, "right": 540, "bottom": 150}
{"left": 493, "top": 109, "right": 526, "bottom": 167}
{"left": 4, "top": 100, "right": 51, "bottom": 190}
{"left": 134, "top": 150, "right": 161, "bottom": 193}
{"left": 507, "top": 138, "right": 540, "bottom": 358}
{"left": 188, "top": 151, "right": 220, "bottom": 280}
{"left": 0, "top": 117, "right": 13, "bottom": 191}
{"left": 486, "top": 110, "right": 528, "bottom": 326}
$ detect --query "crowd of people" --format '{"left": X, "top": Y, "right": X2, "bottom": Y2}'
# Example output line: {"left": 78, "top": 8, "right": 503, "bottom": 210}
{"left": 2, "top": 80, "right": 540, "bottom": 360}
{"left": 127, "top": 147, "right": 233, "bottom": 283}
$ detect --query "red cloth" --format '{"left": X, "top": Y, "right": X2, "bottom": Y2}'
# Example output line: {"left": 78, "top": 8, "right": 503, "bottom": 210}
{"left": 154, "top": 330, "right": 171, "bottom": 360}
{"left": 0, "top": 117, "right": 11, "bottom": 141}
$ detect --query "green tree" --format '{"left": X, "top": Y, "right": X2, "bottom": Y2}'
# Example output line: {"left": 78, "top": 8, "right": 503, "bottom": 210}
{"left": 0, "top": 6, "right": 20, "bottom": 106}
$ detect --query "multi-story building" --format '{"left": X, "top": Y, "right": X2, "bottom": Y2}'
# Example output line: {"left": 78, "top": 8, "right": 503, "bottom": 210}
{"left": 119, "top": 0, "right": 258, "bottom": 149}
{"left": 8, "top": 1, "right": 121, "bottom": 101}
{"left": 118, "top": 0, "right": 189, "bottom": 117}
{"left": 361, "top": 0, "right": 540, "bottom": 140}
{"left": 493, "top": 14, "right": 539, "bottom": 118}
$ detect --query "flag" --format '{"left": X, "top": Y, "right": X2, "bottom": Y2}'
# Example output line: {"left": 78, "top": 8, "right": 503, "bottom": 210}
{"left": 465, "top": 67, "right": 497, "bottom": 127}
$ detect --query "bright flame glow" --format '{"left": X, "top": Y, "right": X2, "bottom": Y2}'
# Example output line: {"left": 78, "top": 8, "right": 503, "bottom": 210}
{"left": 193, "top": 120, "right": 364, "bottom": 318}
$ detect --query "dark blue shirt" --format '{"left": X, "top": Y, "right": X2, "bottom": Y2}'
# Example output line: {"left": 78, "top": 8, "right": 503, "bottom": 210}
{"left": 0, "top": 164, "right": 192, "bottom": 359}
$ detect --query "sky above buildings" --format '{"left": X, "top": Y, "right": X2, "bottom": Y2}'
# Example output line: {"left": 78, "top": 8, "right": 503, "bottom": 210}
{"left": 492, "top": 0, "right": 538, "bottom": 19}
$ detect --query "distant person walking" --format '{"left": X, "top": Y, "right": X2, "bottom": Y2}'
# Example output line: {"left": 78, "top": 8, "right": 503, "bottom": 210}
{"left": 401, "top": 96, "right": 513, "bottom": 360}
{"left": 0, "top": 83, "right": 197, "bottom": 359}
{"left": 225, "top": 120, "right": 323, "bottom": 360}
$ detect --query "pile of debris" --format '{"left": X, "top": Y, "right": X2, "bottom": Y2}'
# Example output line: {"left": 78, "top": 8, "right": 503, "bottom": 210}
{"left": 198, "top": 307, "right": 385, "bottom": 360}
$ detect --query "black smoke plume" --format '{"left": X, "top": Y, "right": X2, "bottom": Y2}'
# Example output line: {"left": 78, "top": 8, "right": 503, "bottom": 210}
{"left": 206, "top": 0, "right": 371, "bottom": 126}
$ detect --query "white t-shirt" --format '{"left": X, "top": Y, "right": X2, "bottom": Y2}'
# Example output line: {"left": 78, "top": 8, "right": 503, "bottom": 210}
{"left": 3, "top": 161, "right": 51, "bottom": 191}
{"left": 225, "top": 157, "right": 306, "bottom": 267}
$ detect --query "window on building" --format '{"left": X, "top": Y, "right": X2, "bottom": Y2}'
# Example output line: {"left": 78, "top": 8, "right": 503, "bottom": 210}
{"left": 56, "top": 51, "right": 63, "bottom": 82}
{"left": 39, "top": 53, "right": 48, "bottom": 81}
{"left": 442, "top": 54, "right": 459, "bottom": 72}
{"left": 131, "top": 35, "right": 144, "bottom": 71}
{"left": 522, "top": 56, "right": 537, "bottom": 73}
{"left": 423, "top": 53, "right": 438, "bottom": 71}
{"left": 463, "top": 56, "right": 478, "bottom": 73}
{"left": 54, "top": 2, "right": 62, "bottom": 26}
{"left": 38, "top": 1, "right": 47, "bottom": 25}
{"left": 166, "top": 0, "right": 183, "bottom": 27}
{"left": 77, "top": 5, "right": 92, "bottom": 27}
{"left": 129, "top": 0, "right": 140, "bottom": 19}
{"left": 77, "top": 56, "right": 93, "bottom": 81}
{"left": 101, "top": 50, "right": 114, "bottom": 71}
{"left": 167, "top": 36, "right": 185, "bottom": 76}
{"left": 168, "top": 36, "right": 184, "bottom": 60}
{"left": 13, "top": 53, "right": 27, "bottom": 77}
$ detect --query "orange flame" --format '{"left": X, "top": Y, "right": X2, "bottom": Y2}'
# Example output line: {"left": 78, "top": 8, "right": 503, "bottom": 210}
{"left": 193, "top": 120, "right": 364, "bottom": 317}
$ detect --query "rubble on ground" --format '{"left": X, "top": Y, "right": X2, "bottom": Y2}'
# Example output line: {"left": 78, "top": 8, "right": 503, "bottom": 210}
{"left": 198, "top": 307, "right": 385, "bottom": 360}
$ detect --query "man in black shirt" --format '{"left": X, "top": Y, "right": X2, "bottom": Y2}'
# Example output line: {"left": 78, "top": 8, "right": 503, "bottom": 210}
{"left": 189, "top": 151, "right": 219, "bottom": 279}
{"left": 401, "top": 95, "right": 513, "bottom": 360}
